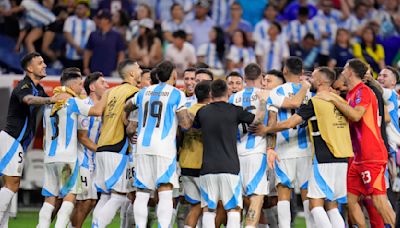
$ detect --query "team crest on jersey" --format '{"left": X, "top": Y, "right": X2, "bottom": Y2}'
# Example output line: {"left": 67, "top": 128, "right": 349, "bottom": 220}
{"left": 81, "top": 119, "right": 89, "bottom": 128}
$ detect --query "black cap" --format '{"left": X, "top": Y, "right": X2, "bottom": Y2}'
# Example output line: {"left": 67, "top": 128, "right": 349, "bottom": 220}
{"left": 96, "top": 9, "right": 112, "bottom": 20}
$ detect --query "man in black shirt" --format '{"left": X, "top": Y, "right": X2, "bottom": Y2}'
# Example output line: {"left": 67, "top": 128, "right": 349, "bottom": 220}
{"left": 254, "top": 67, "right": 351, "bottom": 228}
{"left": 193, "top": 79, "right": 268, "bottom": 228}
{"left": 0, "top": 52, "right": 61, "bottom": 225}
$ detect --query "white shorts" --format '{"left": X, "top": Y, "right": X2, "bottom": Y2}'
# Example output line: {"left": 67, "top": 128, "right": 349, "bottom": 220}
{"left": 182, "top": 176, "right": 201, "bottom": 204}
{"left": 200, "top": 173, "right": 243, "bottom": 210}
{"left": 173, "top": 164, "right": 184, "bottom": 198}
{"left": 76, "top": 166, "right": 97, "bottom": 200}
{"left": 0, "top": 131, "right": 24, "bottom": 177}
{"left": 134, "top": 154, "right": 179, "bottom": 190}
{"left": 95, "top": 152, "right": 131, "bottom": 193}
{"left": 240, "top": 153, "right": 269, "bottom": 196}
{"left": 307, "top": 162, "right": 348, "bottom": 203}
{"left": 274, "top": 156, "right": 312, "bottom": 189}
{"left": 42, "top": 162, "right": 81, "bottom": 197}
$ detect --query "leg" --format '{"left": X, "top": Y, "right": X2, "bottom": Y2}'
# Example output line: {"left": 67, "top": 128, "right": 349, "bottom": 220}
{"left": 215, "top": 201, "right": 227, "bottom": 227}
{"left": 54, "top": 193, "right": 76, "bottom": 228}
{"left": 24, "top": 27, "right": 43, "bottom": 53}
{"left": 133, "top": 190, "right": 150, "bottom": 228}
{"left": 371, "top": 194, "right": 396, "bottom": 227}
{"left": 245, "top": 194, "right": 264, "bottom": 227}
{"left": 276, "top": 184, "right": 291, "bottom": 228}
{"left": 157, "top": 184, "right": 174, "bottom": 228}
{"left": 202, "top": 207, "right": 216, "bottom": 228}
{"left": 37, "top": 196, "right": 56, "bottom": 228}
{"left": 310, "top": 198, "right": 331, "bottom": 228}
{"left": 92, "top": 193, "right": 110, "bottom": 222}
{"left": 301, "top": 189, "right": 315, "bottom": 228}
{"left": 41, "top": 31, "right": 57, "bottom": 62}
{"left": 265, "top": 196, "right": 279, "bottom": 228}
{"left": 347, "top": 193, "right": 366, "bottom": 228}
{"left": 185, "top": 203, "right": 202, "bottom": 228}
{"left": 95, "top": 192, "right": 126, "bottom": 228}
{"left": 71, "top": 200, "right": 96, "bottom": 228}
{"left": 362, "top": 196, "right": 384, "bottom": 228}
{"left": 0, "top": 176, "right": 20, "bottom": 222}
{"left": 325, "top": 201, "right": 345, "bottom": 228}
{"left": 227, "top": 207, "right": 242, "bottom": 228}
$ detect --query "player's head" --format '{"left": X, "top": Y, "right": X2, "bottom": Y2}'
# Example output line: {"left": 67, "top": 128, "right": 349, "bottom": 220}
{"left": 378, "top": 66, "right": 399, "bottom": 89}
{"left": 21, "top": 52, "right": 47, "bottom": 79}
{"left": 156, "top": 60, "right": 177, "bottom": 83}
{"left": 298, "top": 6, "right": 309, "bottom": 22}
{"left": 139, "top": 69, "right": 152, "bottom": 88}
{"left": 263, "top": 69, "right": 285, "bottom": 90}
{"left": 194, "top": 62, "right": 210, "bottom": 69}
{"left": 84, "top": 71, "right": 109, "bottom": 99}
{"left": 310, "top": 67, "right": 336, "bottom": 91}
{"left": 195, "top": 68, "right": 214, "bottom": 84}
{"left": 195, "top": 80, "right": 212, "bottom": 104}
{"left": 332, "top": 67, "right": 348, "bottom": 98}
{"left": 283, "top": 57, "right": 303, "bottom": 78}
{"left": 60, "top": 67, "right": 83, "bottom": 95}
{"left": 172, "top": 30, "right": 186, "bottom": 49}
{"left": 226, "top": 71, "right": 243, "bottom": 96}
{"left": 150, "top": 68, "right": 159, "bottom": 85}
{"left": 211, "top": 79, "right": 228, "bottom": 100}
{"left": 183, "top": 68, "right": 196, "bottom": 94}
{"left": 117, "top": 59, "right": 142, "bottom": 86}
{"left": 244, "top": 63, "right": 262, "bottom": 86}
{"left": 342, "top": 59, "right": 368, "bottom": 84}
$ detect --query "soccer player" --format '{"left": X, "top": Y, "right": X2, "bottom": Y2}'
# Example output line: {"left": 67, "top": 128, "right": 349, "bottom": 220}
{"left": 193, "top": 79, "right": 268, "bottom": 228}
{"left": 228, "top": 64, "right": 268, "bottom": 228}
{"left": 139, "top": 69, "right": 152, "bottom": 89}
{"left": 92, "top": 60, "right": 141, "bottom": 228}
{"left": 195, "top": 68, "right": 214, "bottom": 84}
{"left": 264, "top": 57, "right": 314, "bottom": 228}
{"left": 182, "top": 68, "right": 197, "bottom": 108}
{"left": 0, "top": 52, "right": 62, "bottom": 226}
{"left": 131, "top": 61, "right": 191, "bottom": 228}
{"left": 255, "top": 67, "right": 352, "bottom": 228}
{"left": 179, "top": 80, "right": 212, "bottom": 228}
{"left": 37, "top": 68, "right": 106, "bottom": 228}
{"left": 226, "top": 71, "right": 244, "bottom": 97}
{"left": 317, "top": 59, "right": 396, "bottom": 227}
{"left": 70, "top": 72, "right": 109, "bottom": 228}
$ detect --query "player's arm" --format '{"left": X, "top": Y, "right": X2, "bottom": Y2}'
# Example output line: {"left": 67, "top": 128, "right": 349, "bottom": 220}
{"left": 280, "top": 80, "right": 311, "bottom": 109}
{"left": 266, "top": 110, "right": 279, "bottom": 169}
{"left": 316, "top": 91, "right": 366, "bottom": 122}
{"left": 384, "top": 105, "right": 391, "bottom": 124}
{"left": 88, "top": 90, "right": 109, "bottom": 116}
{"left": 22, "top": 95, "right": 57, "bottom": 105}
{"left": 255, "top": 114, "right": 303, "bottom": 135}
{"left": 251, "top": 90, "right": 270, "bottom": 125}
{"left": 177, "top": 109, "right": 193, "bottom": 130}
{"left": 77, "top": 130, "right": 97, "bottom": 152}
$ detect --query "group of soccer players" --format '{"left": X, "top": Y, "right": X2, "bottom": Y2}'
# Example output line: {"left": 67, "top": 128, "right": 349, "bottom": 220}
{"left": 0, "top": 51, "right": 399, "bottom": 228}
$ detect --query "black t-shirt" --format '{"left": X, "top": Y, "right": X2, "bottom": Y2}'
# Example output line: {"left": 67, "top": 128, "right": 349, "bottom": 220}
{"left": 3, "top": 76, "right": 48, "bottom": 150}
{"left": 194, "top": 101, "right": 255, "bottom": 175}
{"left": 297, "top": 100, "right": 348, "bottom": 164}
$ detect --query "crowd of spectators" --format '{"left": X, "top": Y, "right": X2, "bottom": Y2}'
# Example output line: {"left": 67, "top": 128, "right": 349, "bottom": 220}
{"left": 0, "top": 0, "right": 399, "bottom": 79}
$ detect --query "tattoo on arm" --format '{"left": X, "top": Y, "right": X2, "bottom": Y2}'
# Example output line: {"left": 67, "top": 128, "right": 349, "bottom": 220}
{"left": 253, "top": 99, "right": 267, "bottom": 125}
{"left": 23, "top": 95, "right": 51, "bottom": 105}
{"left": 267, "top": 110, "right": 277, "bottom": 148}
{"left": 177, "top": 109, "right": 193, "bottom": 130}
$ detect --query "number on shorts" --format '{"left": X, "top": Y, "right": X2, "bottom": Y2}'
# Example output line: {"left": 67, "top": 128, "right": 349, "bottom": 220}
{"left": 126, "top": 167, "right": 135, "bottom": 180}
{"left": 143, "top": 101, "right": 163, "bottom": 128}
{"left": 361, "top": 170, "right": 372, "bottom": 184}
{"left": 17, "top": 152, "right": 23, "bottom": 163}
{"left": 241, "top": 106, "right": 256, "bottom": 134}
{"left": 81, "top": 176, "right": 88, "bottom": 187}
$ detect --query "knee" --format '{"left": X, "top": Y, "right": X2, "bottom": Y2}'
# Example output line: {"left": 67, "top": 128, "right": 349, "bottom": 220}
{"left": 5, "top": 178, "right": 20, "bottom": 192}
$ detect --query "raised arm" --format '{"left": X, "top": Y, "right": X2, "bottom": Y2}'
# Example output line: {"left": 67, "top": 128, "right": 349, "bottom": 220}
{"left": 88, "top": 90, "right": 109, "bottom": 116}
{"left": 280, "top": 80, "right": 311, "bottom": 109}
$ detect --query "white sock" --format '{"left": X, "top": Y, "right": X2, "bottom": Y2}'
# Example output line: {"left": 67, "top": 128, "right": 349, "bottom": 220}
{"left": 37, "top": 202, "right": 55, "bottom": 228}
{"left": 157, "top": 190, "right": 173, "bottom": 228}
{"left": 303, "top": 200, "right": 315, "bottom": 228}
{"left": 0, "top": 212, "right": 9, "bottom": 228}
{"left": 277, "top": 201, "right": 291, "bottom": 228}
{"left": 125, "top": 201, "right": 135, "bottom": 228}
{"left": 202, "top": 211, "right": 216, "bottom": 228}
{"left": 245, "top": 225, "right": 256, "bottom": 228}
{"left": 170, "top": 201, "right": 180, "bottom": 227}
{"left": 95, "top": 193, "right": 126, "bottom": 228}
{"left": 184, "top": 226, "right": 193, "bottom": 228}
{"left": 257, "top": 224, "right": 269, "bottom": 228}
{"left": 266, "top": 207, "right": 278, "bottom": 228}
{"left": 327, "top": 208, "right": 345, "bottom": 228}
{"left": 133, "top": 191, "right": 150, "bottom": 228}
{"left": 311, "top": 207, "right": 332, "bottom": 228}
{"left": 120, "top": 199, "right": 129, "bottom": 228}
{"left": 0, "top": 188, "right": 14, "bottom": 222}
{"left": 92, "top": 193, "right": 110, "bottom": 222}
{"left": 55, "top": 201, "right": 74, "bottom": 228}
{"left": 227, "top": 211, "right": 241, "bottom": 228}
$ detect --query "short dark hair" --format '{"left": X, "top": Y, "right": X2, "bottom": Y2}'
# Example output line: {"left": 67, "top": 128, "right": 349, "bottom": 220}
{"left": 184, "top": 67, "right": 196, "bottom": 74}
{"left": 155, "top": 61, "right": 175, "bottom": 82}
{"left": 334, "top": 67, "right": 344, "bottom": 79}
{"left": 170, "top": 2, "right": 182, "bottom": 12}
{"left": 141, "top": 69, "right": 151, "bottom": 76}
{"left": 285, "top": 57, "right": 303, "bottom": 75}
{"left": 77, "top": 1, "right": 89, "bottom": 8}
{"left": 298, "top": 6, "right": 309, "bottom": 17}
{"left": 226, "top": 71, "right": 242, "bottom": 80}
{"left": 385, "top": 66, "right": 400, "bottom": 83}
{"left": 270, "top": 21, "right": 282, "bottom": 33}
{"left": 347, "top": 59, "right": 368, "bottom": 79}
{"left": 244, "top": 63, "right": 262, "bottom": 81}
{"left": 195, "top": 68, "right": 214, "bottom": 80}
{"left": 60, "top": 67, "right": 82, "bottom": 86}
{"left": 150, "top": 68, "right": 159, "bottom": 85}
{"left": 173, "top": 30, "right": 187, "bottom": 40}
{"left": 211, "top": 79, "right": 227, "bottom": 98}
{"left": 195, "top": 62, "right": 210, "bottom": 69}
{"left": 118, "top": 59, "right": 136, "bottom": 79}
{"left": 317, "top": 67, "right": 336, "bottom": 86}
{"left": 21, "top": 52, "right": 41, "bottom": 71}
{"left": 84, "top": 72, "right": 103, "bottom": 95}
{"left": 303, "top": 32, "right": 315, "bottom": 41}
{"left": 266, "top": 69, "right": 285, "bottom": 83}
{"left": 195, "top": 80, "right": 211, "bottom": 103}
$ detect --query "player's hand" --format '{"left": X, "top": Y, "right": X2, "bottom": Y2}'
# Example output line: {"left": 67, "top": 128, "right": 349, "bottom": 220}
{"left": 256, "top": 89, "right": 270, "bottom": 102}
{"left": 50, "top": 93, "right": 70, "bottom": 103}
{"left": 267, "top": 149, "right": 280, "bottom": 169}
{"left": 249, "top": 124, "right": 270, "bottom": 136}
{"left": 83, "top": 68, "right": 90, "bottom": 76}
{"left": 129, "top": 133, "right": 138, "bottom": 145}
{"left": 301, "top": 79, "right": 311, "bottom": 89}
{"left": 315, "top": 91, "right": 335, "bottom": 102}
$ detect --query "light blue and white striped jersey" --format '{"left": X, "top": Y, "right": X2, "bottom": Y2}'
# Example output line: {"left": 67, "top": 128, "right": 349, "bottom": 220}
{"left": 43, "top": 98, "right": 91, "bottom": 164}
{"left": 161, "top": 19, "right": 193, "bottom": 34}
{"left": 312, "top": 10, "right": 339, "bottom": 55}
{"left": 255, "top": 38, "right": 289, "bottom": 72}
{"left": 197, "top": 43, "right": 224, "bottom": 70}
{"left": 211, "top": 0, "right": 234, "bottom": 26}
{"left": 77, "top": 98, "right": 101, "bottom": 171}
{"left": 341, "top": 15, "right": 368, "bottom": 33}
{"left": 267, "top": 82, "right": 313, "bottom": 159}
{"left": 63, "top": 15, "right": 96, "bottom": 60}
{"left": 383, "top": 88, "right": 400, "bottom": 153}
{"left": 185, "top": 94, "right": 197, "bottom": 108}
{"left": 227, "top": 45, "right": 256, "bottom": 75}
{"left": 132, "top": 83, "right": 187, "bottom": 158}
{"left": 285, "top": 19, "right": 319, "bottom": 44}
{"left": 19, "top": 0, "right": 55, "bottom": 29}
{"left": 229, "top": 87, "right": 267, "bottom": 156}
{"left": 254, "top": 19, "right": 272, "bottom": 43}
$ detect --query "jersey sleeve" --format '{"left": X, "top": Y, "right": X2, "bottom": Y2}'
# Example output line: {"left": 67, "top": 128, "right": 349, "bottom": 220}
{"left": 236, "top": 105, "right": 255, "bottom": 124}
{"left": 296, "top": 101, "right": 315, "bottom": 121}
{"left": 63, "top": 17, "right": 72, "bottom": 33}
{"left": 69, "top": 98, "right": 91, "bottom": 116}
{"left": 382, "top": 88, "right": 392, "bottom": 103}
{"left": 128, "top": 110, "right": 138, "bottom": 122}
{"left": 14, "top": 82, "right": 33, "bottom": 103}
{"left": 354, "top": 86, "right": 372, "bottom": 110}
{"left": 77, "top": 115, "right": 90, "bottom": 130}
{"left": 268, "top": 86, "right": 285, "bottom": 110}
{"left": 176, "top": 90, "right": 187, "bottom": 112}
